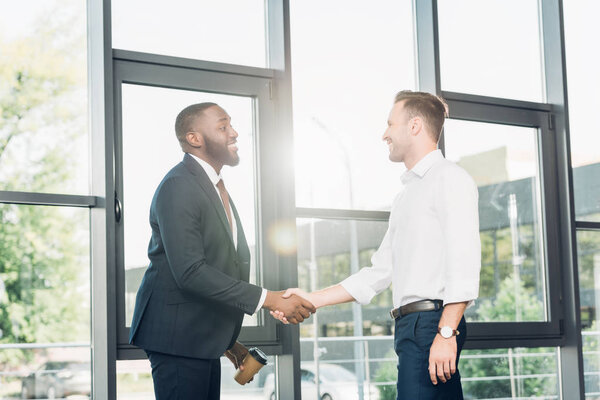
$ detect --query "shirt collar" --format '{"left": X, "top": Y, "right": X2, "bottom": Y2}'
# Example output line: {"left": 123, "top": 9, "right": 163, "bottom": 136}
{"left": 188, "top": 153, "right": 222, "bottom": 186}
{"left": 400, "top": 149, "right": 444, "bottom": 184}
{"left": 411, "top": 149, "right": 444, "bottom": 177}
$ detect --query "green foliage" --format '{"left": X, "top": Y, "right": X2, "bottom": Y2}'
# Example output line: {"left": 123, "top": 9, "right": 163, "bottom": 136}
{"left": 476, "top": 275, "right": 544, "bottom": 322}
{"left": 373, "top": 350, "right": 397, "bottom": 400}
{"left": 461, "top": 276, "right": 558, "bottom": 398}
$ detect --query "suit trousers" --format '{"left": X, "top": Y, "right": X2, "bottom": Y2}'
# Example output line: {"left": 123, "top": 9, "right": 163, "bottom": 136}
{"left": 394, "top": 308, "right": 467, "bottom": 400}
{"left": 146, "top": 350, "right": 221, "bottom": 400}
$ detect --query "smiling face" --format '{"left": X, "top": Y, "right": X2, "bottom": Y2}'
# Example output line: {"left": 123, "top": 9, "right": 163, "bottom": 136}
{"left": 382, "top": 100, "right": 413, "bottom": 163}
{"left": 192, "top": 105, "right": 240, "bottom": 169}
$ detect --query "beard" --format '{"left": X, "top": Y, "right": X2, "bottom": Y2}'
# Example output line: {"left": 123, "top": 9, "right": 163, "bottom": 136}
{"left": 203, "top": 133, "right": 240, "bottom": 166}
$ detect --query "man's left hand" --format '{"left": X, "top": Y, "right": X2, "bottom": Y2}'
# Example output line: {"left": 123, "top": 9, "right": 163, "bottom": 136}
{"left": 224, "top": 342, "right": 252, "bottom": 381}
{"left": 428, "top": 334, "right": 457, "bottom": 385}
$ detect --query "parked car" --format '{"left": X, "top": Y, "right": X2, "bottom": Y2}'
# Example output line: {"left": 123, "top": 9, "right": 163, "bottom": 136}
{"left": 21, "top": 361, "right": 91, "bottom": 399}
{"left": 264, "top": 363, "right": 380, "bottom": 400}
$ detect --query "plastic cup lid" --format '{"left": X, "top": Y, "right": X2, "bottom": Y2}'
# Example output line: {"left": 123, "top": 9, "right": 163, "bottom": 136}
{"left": 248, "top": 347, "right": 267, "bottom": 365}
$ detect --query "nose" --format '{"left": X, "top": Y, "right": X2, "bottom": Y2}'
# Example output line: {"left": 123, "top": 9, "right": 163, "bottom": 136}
{"left": 230, "top": 127, "right": 239, "bottom": 139}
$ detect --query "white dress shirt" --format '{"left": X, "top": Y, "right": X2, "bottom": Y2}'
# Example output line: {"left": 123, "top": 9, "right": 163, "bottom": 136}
{"left": 341, "top": 149, "right": 481, "bottom": 308}
{"left": 189, "top": 154, "right": 267, "bottom": 313}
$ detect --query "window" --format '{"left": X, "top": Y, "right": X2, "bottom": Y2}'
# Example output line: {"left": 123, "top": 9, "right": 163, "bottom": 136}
{"left": 120, "top": 84, "right": 259, "bottom": 327}
{"left": 564, "top": 2, "right": 600, "bottom": 398}
{"left": 113, "top": 52, "right": 281, "bottom": 354}
{"left": 0, "top": 1, "right": 92, "bottom": 398}
{"left": 291, "top": 0, "right": 416, "bottom": 210}
{"left": 0, "top": 205, "right": 91, "bottom": 399}
{"left": 444, "top": 120, "right": 547, "bottom": 322}
{"left": 577, "top": 231, "right": 600, "bottom": 396}
{"left": 437, "top": 0, "right": 544, "bottom": 102}
{"left": 563, "top": 1, "right": 600, "bottom": 223}
{"left": 461, "top": 347, "right": 560, "bottom": 398}
{"left": 0, "top": 0, "right": 89, "bottom": 194}
{"left": 112, "top": 0, "right": 267, "bottom": 68}
{"left": 117, "top": 356, "right": 276, "bottom": 398}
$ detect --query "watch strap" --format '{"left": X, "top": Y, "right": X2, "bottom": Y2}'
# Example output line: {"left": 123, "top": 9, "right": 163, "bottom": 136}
{"left": 438, "top": 326, "right": 460, "bottom": 338}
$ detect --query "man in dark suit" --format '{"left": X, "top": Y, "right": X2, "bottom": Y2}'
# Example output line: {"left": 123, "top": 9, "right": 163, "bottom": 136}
{"left": 129, "top": 102, "right": 315, "bottom": 400}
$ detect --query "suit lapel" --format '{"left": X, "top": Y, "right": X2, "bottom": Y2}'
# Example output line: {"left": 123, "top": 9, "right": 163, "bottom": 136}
{"left": 182, "top": 154, "right": 234, "bottom": 244}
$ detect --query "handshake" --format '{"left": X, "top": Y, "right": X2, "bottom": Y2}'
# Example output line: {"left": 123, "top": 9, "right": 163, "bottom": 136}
{"left": 263, "top": 288, "right": 317, "bottom": 324}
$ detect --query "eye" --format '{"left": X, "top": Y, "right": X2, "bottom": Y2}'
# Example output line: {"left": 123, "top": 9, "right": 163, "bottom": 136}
{"left": 219, "top": 126, "right": 227, "bottom": 131}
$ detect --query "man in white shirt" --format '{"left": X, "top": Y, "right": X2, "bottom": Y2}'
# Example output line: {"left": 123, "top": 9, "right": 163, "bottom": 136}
{"left": 273, "top": 91, "right": 481, "bottom": 399}
{"left": 129, "top": 102, "right": 315, "bottom": 400}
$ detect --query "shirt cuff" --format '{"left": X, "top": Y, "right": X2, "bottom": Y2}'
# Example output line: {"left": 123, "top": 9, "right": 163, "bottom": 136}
{"left": 340, "top": 275, "right": 377, "bottom": 305}
{"left": 254, "top": 288, "right": 268, "bottom": 314}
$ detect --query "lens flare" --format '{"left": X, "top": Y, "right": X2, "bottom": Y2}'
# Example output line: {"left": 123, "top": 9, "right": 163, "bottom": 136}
{"left": 267, "top": 220, "right": 297, "bottom": 255}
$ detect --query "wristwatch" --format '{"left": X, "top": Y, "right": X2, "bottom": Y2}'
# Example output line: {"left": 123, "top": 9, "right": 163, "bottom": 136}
{"left": 438, "top": 326, "right": 460, "bottom": 339}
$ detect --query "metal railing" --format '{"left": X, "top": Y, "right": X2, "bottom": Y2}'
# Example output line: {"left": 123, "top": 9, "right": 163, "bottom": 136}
{"left": 300, "top": 335, "right": 560, "bottom": 399}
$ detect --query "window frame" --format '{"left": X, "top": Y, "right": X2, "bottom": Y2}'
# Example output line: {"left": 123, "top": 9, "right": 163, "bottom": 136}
{"left": 111, "top": 50, "right": 288, "bottom": 359}
{"left": 442, "top": 95, "right": 562, "bottom": 347}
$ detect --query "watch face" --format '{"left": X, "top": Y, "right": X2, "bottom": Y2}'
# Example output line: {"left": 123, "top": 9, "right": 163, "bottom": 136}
{"left": 440, "top": 326, "right": 453, "bottom": 338}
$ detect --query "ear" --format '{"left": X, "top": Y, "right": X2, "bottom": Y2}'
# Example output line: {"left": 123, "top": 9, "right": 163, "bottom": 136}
{"left": 185, "top": 131, "right": 204, "bottom": 148}
{"left": 410, "top": 116, "right": 423, "bottom": 136}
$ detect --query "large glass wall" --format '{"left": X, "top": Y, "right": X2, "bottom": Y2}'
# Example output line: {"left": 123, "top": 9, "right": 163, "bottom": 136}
{"left": 0, "top": 1, "right": 92, "bottom": 398}
{"left": 1, "top": 0, "right": 592, "bottom": 398}
{"left": 291, "top": 1, "right": 572, "bottom": 398}
{"left": 564, "top": 2, "right": 600, "bottom": 399}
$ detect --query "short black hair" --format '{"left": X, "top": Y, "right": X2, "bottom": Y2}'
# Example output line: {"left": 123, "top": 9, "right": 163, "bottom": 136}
{"left": 174, "top": 102, "right": 218, "bottom": 146}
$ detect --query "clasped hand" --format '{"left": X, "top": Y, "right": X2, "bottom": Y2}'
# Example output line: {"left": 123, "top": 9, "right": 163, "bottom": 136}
{"left": 267, "top": 288, "right": 314, "bottom": 324}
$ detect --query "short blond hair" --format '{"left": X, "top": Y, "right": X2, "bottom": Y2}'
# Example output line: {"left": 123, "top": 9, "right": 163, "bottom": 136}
{"left": 394, "top": 90, "right": 448, "bottom": 142}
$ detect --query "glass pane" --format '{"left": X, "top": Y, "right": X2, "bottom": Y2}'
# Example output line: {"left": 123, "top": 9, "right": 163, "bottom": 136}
{"left": 0, "top": 205, "right": 90, "bottom": 344}
{"left": 121, "top": 84, "right": 259, "bottom": 327}
{"left": 564, "top": 1, "right": 600, "bottom": 222}
{"left": 444, "top": 120, "right": 547, "bottom": 322}
{"left": 1, "top": 347, "right": 91, "bottom": 399}
{"left": 437, "top": 0, "right": 544, "bottom": 102}
{"left": 0, "top": 1, "right": 89, "bottom": 194}
{"left": 117, "top": 356, "right": 275, "bottom": 400}
{"left": 291, "top": 0, "right": 416, "bottom": 210}
{"left": 577, "top": 230, "right": 600, "bottom": 396}
{"left": 297, "top": 218, "right": 391, "bottom": 400}
{"left": 461, "top": 348, "right": 560, "bottom": 399}
{"left": 112, "top": 0, "right": 266, "bottom": 68}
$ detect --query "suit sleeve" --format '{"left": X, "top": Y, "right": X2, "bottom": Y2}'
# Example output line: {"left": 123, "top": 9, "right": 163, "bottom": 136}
{"left": 155, "top": 177, "right": 263, "bottom": 315}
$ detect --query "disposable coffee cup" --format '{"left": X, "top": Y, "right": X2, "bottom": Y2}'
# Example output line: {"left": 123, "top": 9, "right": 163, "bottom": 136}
{"left": 234, "top": 347, "right": 267, "bottom": 385}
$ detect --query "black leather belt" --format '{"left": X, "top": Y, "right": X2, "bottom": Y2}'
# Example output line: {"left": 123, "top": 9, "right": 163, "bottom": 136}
{"left": 390, "top": 299, "right": 443, "bottom": 319}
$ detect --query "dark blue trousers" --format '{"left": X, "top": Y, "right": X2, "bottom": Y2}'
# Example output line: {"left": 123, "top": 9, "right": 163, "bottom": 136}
{"left": 146, "top": 351, "right": 221, "bottom": 400}
{"left": 394, "top": 308, "right": 467, "bottom": 400}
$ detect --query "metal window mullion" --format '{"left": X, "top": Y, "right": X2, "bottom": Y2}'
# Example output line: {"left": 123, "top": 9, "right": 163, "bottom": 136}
{"left": 296, "top": 207, "right": 390, "bottom": 222}
{"left": 442, "top": 91, "right": 554, "bottom": 113}
{"left": 0, "top": 191, "right": 97, "bottom": 207}
{"left": 541, "top": 0, "right": 585, "bottom": 398}
{"left": 112, "top": 49, "right": 276, "bottom": 79}
{"left": 576, "top": 222, "right": 600, "bottom": 231}
{"left": 89, "top": 0, "right": 117, "bottom": 399}
{"left": 267, "top": 1, "right": 301, "bottom": 399}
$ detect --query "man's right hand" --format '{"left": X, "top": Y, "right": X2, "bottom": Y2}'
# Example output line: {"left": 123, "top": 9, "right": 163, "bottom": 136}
{"left": 263, "top": 291, "right": 316, "bottom": 324}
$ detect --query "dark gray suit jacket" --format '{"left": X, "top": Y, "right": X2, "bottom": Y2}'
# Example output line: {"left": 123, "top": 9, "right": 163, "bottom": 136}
{"left": 129, "top": 153, "right": 263, "bottom": 359}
